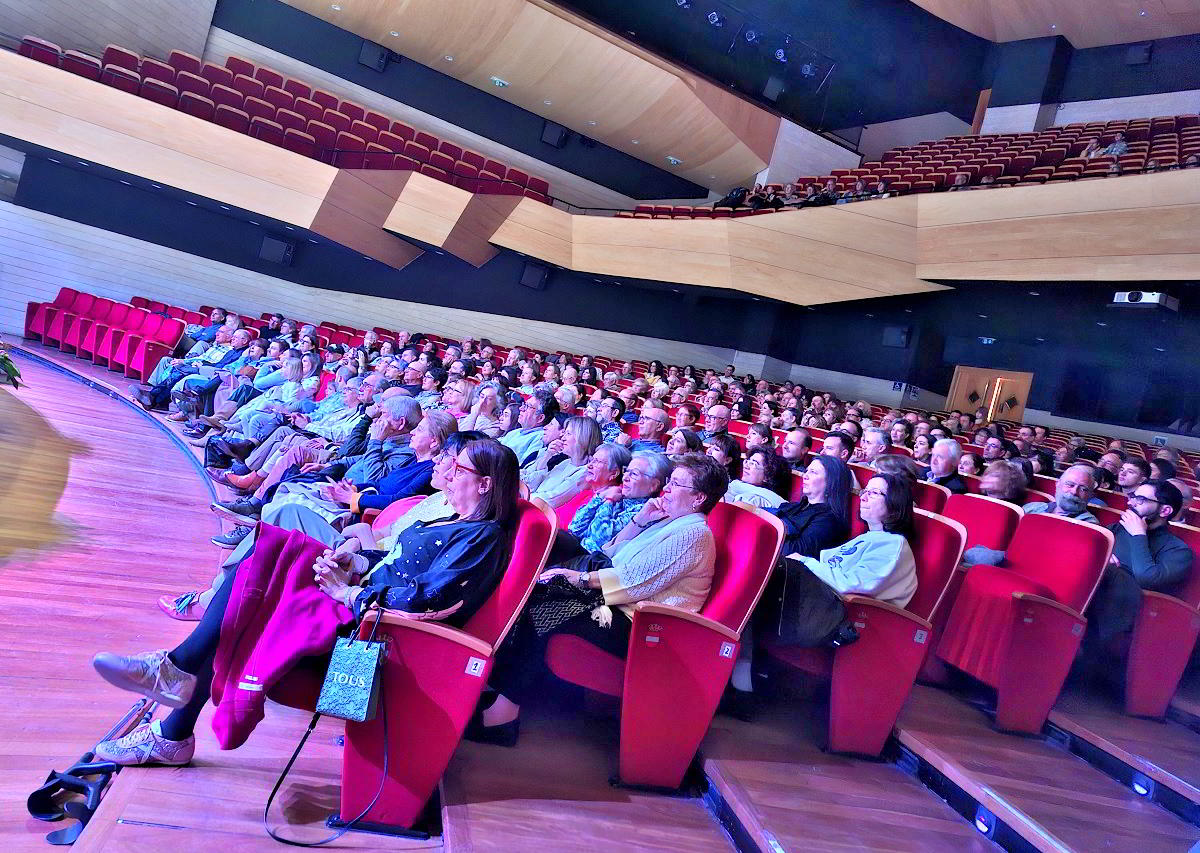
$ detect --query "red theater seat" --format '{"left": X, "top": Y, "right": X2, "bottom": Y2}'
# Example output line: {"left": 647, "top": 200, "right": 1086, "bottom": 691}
{"left": 61, "top": 50, "right": 102, "bottom": 80}
{"left": 262, "top": 85, "right": 293, "bottom": 111}
{"left": 93, "top": 307, "right": 147, "bottom": 368}
{"left": 59, "top": 297, "right": 115, "bottom": 354}
{"left": 209, "top": 83, "right": 243, "bottom": 111}
{"left": 213, "top": 105, "right": 250, "bottom": 134}
{"left": 282, "top": 127, "right": 317, "bottom": 158}
{"left": 768, "top": 509, "right": 965, "bottom": 754}
{"left": 125, "top": 317, "right": 185, "bottom": 381}
{"left": 101, "top": 64, "right": 141, "bottom": 94}
{"left": 178, "top": 92, "right": 215, "bottom": 121}
{"left": 282, "top": 77, "right": 312, "bottom": 101}
{"left": 254, "top": 66, "right": 285, "bottom": 90}
{"left": 200, "top": 62, "right": 234, "bottom": 89}
{"left": 937, "top": 513, "right": 1114, "bottom": 733}
{"left": 24, "top": 286, "right": 78, "bottom": 341}
{"left": 232, "top": 73, "right": 265, "bottom": 100}
{"left": 1124, "top": 523, "right": 1200, "bottom": 717}
{"left": 42, "top": 292, "right": 95, "bottom": 348}
{"left": 19, "top": 36, "right": 61, "bottom": 66}
{"left": 545, "top": 503, "right": 784, "bottom": 788}
{"left": 167, "top": 49, "right": 202, "bottom": 76}
{"left": 174, "top": 70, "right": 209, "bottom": 98}
{"left": 139, "top": 77, "right": 179, "bottom": 108}
{"left": 101, "top": 44, "right": 140, "bottom": 72}
{"left": 269, "top": 498, "right": 556, "bottom": 832}
{"left": 139, "top": 57, "right": 175, "bottom": 85}
{"left": 224, "top": 55, "right": 256, "bottom": 78}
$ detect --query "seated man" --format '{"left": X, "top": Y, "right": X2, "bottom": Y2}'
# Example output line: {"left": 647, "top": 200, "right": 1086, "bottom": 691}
{"left": 178, "top": 306, "right": 227, "bottom": 353}
{"left": 925, "top": 438, "right": 967, "bottom": 493}
{"left": 595, "top": 394, "right": 626, "bottom": 444}
{"left": 1117, "top": 458, "right": 1151, "bottom": 496}
{"left": 854, "top": 427, "right": 891, "bottom": 469}
{"left": 500, "top": 389, "right": 559, "bottom": 466}
{"left": 1088, "top": 479, "right": 1193, "bottom": 655}
{"left": 1102, "top": 132, "right": 1129, "bottom": 158}
{"left": 780, "top": 428, "right": 812, "bottom": 471}
{"left": 699, "top": 404, "right": 730, "bottom": 441}
{"left": 133, "top": 327, "right": 251, "bottom": 410}
{"left": 626, "top": 403, "right": 669, "bottom": 452}
{"left": 820, "top": 430, "right": 856, "bottom": 464}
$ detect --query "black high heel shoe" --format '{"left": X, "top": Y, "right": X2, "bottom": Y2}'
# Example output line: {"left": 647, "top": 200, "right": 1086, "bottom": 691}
{"left": 463, "top": 715, "right": 520, "bottom": 747}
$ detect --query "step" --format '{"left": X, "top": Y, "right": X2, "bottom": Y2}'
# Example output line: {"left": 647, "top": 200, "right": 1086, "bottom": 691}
{"left": 1048, "top": 687, "right": 1200, "bottom": 824}
{"left": 897, "top": 686, "right": 1200, "bottom": 853}
{"left": 439, "top": 704, "right": 734, "bottom": 853}
{"left": 701, "top": 697, "right": 997, "bottom": 852}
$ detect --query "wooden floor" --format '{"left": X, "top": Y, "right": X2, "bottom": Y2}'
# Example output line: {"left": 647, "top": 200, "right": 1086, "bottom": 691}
{"left": 897, "top": 686, "right": 1200, "bottom": 852}
{"left": 1051, "top": 687, "right": 1200, "bottom": 806}
{"left": 701, "top": 695, "right": 996, "bottom": 853}
{"left": 441, "top": 699, "right": 734, "bottom": 853}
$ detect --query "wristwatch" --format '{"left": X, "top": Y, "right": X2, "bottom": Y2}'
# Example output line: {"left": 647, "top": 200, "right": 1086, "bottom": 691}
{"left": 577, "top": 571, "right": 590, "bottom": 590}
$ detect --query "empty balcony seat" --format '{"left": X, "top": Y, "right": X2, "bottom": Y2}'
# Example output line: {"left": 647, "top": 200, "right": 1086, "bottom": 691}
{"left": 427, "top": 150, "right": 455, "bottom": 173}
{"left": 213, "top": 104, "right": 250, "bottom": 134}
{"left": 61, "top": 51, "right": 102, "bottom": 80}
{"left": 389, "top": 121, "right": 415, "bottom": 142}
{"left": 262, "top": 85, "right": 294, "bottom": 111}
{"left": 178, "top": 92, "right": 216, "bottom": 121}
{"left": 282, "top": 128, "right": 318, "bottom": 158}
{"left": 225, "top": 55, "right": 256, "bottom": 78}
{"left": 322, "top": 109, "right": 352, "bottom": 134}
{"left": 139, "top": 57, "right": 175, "bottom": 84}
{"left": 19, "top": 36, "right": 62, "bottom": 65}
{"left": 102, "top": 44, "right": 141, "bottom": 72}
{"left": 292, "top": 97, "right": 323, "bottom": 123}
{"left": 254, "top": 66, "right": 285, "bottom": 89}
{"left": 250, "top": 116, "right": 286, "bottom": 146}
{"left": 274, "top": 108, "right": 307, "bottom": 133}
{"left": 243, "top": 96, "right": 276, "bottom": 123}
{"left": 364, "top": 110, "right": 390, "bottom": 132}
{"left": 414, "top": 131, "right": 439, "bottom": 150}
{"left": 350, "top": 119, "right": 379, "bottom": 144}
{"left": 200, "top": 62, "right": 234, "bottom": 88}
{"left": 332, "top": 132, "right": 367, "bottom": 168}
{"left": 139, "top": 77, "right": 179, "bottom": 108}
{"left": 282, "top": 77, "right": 311, "bottom": 101}
{"left": 174, "top": 70, "right": 209, "bottom": 97}
{"left": 306, "top": 120, "right": 338, "bottom": 157}
{"left": 209, "top": 83, "right": 243, "bottom": 110}
{"left": 167, "top": 49, "right": 202, "bottom": 76}
{"left": 232, "top": 73, "right": 265, "bottom": 100}
{"left": 362, "top": 142, "right": 395, "bottom": 169}
{"left": 310, "top": 89, "right": 339, "bottom": 111}
{"left": 101, "top": 64, "right": 141, "bottom": 94}
{"left": 376, "top": 130, "right": 406, "bottom": 153}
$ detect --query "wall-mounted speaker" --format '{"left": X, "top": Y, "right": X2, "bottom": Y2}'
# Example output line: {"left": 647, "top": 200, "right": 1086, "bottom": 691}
{"left": 541, "top": 120, "right": 569, "bottom": 148}
{"left": 519, "top": 261, "right": 549, "bottom": 290}
{"left": 259, "top": 235, "right": 295, "bottom": 266}
{"left": 358, "top": 39, "right": 390, "bottom": 72}
{"left": 1125, "top": 41, "right": 1153, "bottom": 65}
{"left": 762, "top": 75, "right": 785, "bottom": 102}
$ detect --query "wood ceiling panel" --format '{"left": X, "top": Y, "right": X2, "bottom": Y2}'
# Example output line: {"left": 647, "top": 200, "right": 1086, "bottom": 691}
{"left": 281, "top": 0, "right": 776, "bottom": 189}
{"left": 912, "top": 0, "right": 1200, "bottom": 48}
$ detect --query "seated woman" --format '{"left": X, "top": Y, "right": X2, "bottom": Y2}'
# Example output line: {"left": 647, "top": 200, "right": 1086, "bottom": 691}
{"left": 910, "top": 433, "right": 932, "bottom": 468}
{"left": 665, "top": 426, "right": 703, "bottom": 459}
{"left": 558, "top": 447, "right": 668, "bottom": 561}
{"left": 704, "top": 433, "right": 742, "bottom": 482}
{"left": 745, "top": 423, "right": 775, "bottom": 452}
{"left": 979, "top": 459, "right": 1026, "bottom": 504}
{"left": 528, "top": 416, "right": 602, "bottom": 509}
{"left": 474, "top": 453, "right": 728, "bottom": 745}
{"left": 958, "top": 451, "right": 984, "bottom": 477}
{"left": 724, "top": 447, "right": 786, "bottom": 508}
{"left": 459, "top": 380, "right": 504, "bottom": 437}
{"left": 92, "top": 439, "right": 520, "bottom": 765}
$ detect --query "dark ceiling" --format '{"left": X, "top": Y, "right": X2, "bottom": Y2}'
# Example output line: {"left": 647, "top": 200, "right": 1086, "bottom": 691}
{"left": 552, "top": 0, "right": 991, "bottom": 134}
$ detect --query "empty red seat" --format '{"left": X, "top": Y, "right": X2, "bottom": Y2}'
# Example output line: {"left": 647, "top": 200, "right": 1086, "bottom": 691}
{"left": 274, "top": 108, "right": 307, "bottom": 133}
{"left": 93, "top": 306, "right": 145, "bottom": 367}
{"left": 254, "top": 66, "right": 284, "bottom": 90}
{"left": 282, "top": 77, "right": 311, "bottom": 100}
{"left": 138, "top": 77, "right": 178, "bottom": 108}
{"left": 477, "top": 170, "right": 504, "bottom": 192}
{"left": 362, "top": 142, "right": 394, "bottom": 169}
{"left": 19, "top": 36, "right": 61, "bottom": 66}
{"left": 402, "top": 140, "right": 430, "bottom": 163}
{"left": 40, "top": 291, "right": 94, "bottom": 347}
{"left": 310, "top": 88, "right": 339, "bottom": 111}
{"left": 438, "top": 141, "right": 463, "bottom": 161}
{"left": 363, "top": 110, "right": 390, "bottom": 132}
{"left": 505, "top": 167, "right": 530, "bottom": 187}
{"left": 332, "top": 132, "right": 367, "bottom": 168}
{"left": 58, "top": 297, "right": 114, "bottom": 354}
{"left": 306, "top": 120, "right": 338, "bottom": 157}
{"left": 428, "top": 150, "right": 455, "bottom": 172}
{"left": 174, "top": 70, "right": 209, "bottom": 98}
{"left": 376, "top": 130, "right": 406, "bottom": 153}
{"left": 102, "top": 44, "right": 140, "bottom": 72}
{"left": 178, "top": 92, "right": 215, "bottom": 121}
{"left": 61, "top": 50, "right": 102, "bottom": 80}
{"left": 232, "top": 73, "right": 264, "bottom": 100}
{"left": 225, "top": 55, "right": 256, "bottom": 78}
{"left": 262, "top": 85, "right": 293, "bottom": 111}
{"left": 167, "top": 49, "right": 202, "bottom": 76}
{"left": 937, "top": 513, "right": 1114, "bottom": 733}
{"left": 282, "top": 128, "right": 318, "bottom": 158}
{"left": 209, "top": 83, "right": 243, "bottom": 110}
{"left": 419, "top": 163, "right": 450, "bottom": 182}
{"left": 452, "top": 161, "right": 479, "bottom": 192}
{"left": 389, "top": 121, "right": 415, "bottom": 142}
{"left": 139, "top": 57, "right": 174, "bottom": 84}
{"left": 213, "top": 104, "right": 250, "bottom": 134}
{"left": 335, "top": 100, "right": 363, "bottom": 122}
{"left": 200, "top": 62, "right": 234, "bottom": 88}
{"left": 414, "top": 131, "right": 439, "bottom": 150}
{"left": 322, "top": 109, "right": 352, "bottom": 133}
{"left": 101, "top": 64, "right": 141, "bottom": 94}
{"left": 350, "top": 119, "right": 378, "bottom": 143}
{"left": 250, "top": 116, "right": 286, "bottom": 146}
{"left": 292, "top": 97, "right": 323, "bottom": 122}
{"left": 242, "top": 96, "right": 275, "bottom": 122}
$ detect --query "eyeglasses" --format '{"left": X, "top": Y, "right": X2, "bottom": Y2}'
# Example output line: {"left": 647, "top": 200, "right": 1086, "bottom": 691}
{"left": 743, "top": 458, "right": 766, "bottom": 470}
{"left": 665, "top": 478, "right": 699, "bottom": 492}
{"left": 860, "top": 488, "right": 888, "bottom": 499}
{"left": 1127, "top": 495, "right": 1161, "bottom": 507}
{"left": 451, "top": 459, "right": 481, "bottom": 478}
{"left": 638, "top": 415, "right": 667, "bottom": 425}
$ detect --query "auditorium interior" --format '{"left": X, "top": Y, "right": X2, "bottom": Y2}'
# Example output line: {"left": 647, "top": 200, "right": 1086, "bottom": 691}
{"left": 7, "top": 0, "right": 1200, "bottom": 850}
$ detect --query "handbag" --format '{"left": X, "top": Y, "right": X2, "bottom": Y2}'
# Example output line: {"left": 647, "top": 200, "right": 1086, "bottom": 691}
{"left": 264, "top": 613, "right": 389, "bottom": 846}
{"left": 316, "top": 613, "right": 383, "bottom": 722}
{"left": 773, "top": 557, "right": 853, "bottom": 647}
{"left": 528, "top": 574, "right": 605, "bottom": 637}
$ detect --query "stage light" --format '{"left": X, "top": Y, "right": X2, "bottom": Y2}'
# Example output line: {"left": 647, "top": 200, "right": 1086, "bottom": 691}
{"left": 773, "top": 48, "right": 787, "bottom": 62}
{"left": 1132, "top": 772, "right": 1153, "bottom": 796}
{"left": 676, "top": 0, "right": 691, "bottom": 7}
{"left": 744, "top": 29, "right": 759, "bottom": 43}
{"left": 707, "top": 11, "right": 725, "bottom": 27}
{"left": 800, "top": 62, "right": 817, "bottom": 78}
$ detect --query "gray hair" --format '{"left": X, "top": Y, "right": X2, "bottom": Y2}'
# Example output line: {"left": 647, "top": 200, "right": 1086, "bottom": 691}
{"left": 300, "top": 323, "right": 316, "bottom": 336}
{"left": 632, "top": 450, "right": 673, "bottom": 486}
{"left": 598, "top": 442, "right": 632, "bottom": 470}
{"left": 933, "top": 438, "right": 962, "bottom": 463}
{"left": 1064, "top": 463, "right": 1097, "bottom": 488}
{"left": 864, "top": 426, "right": 891, "bottom": 447}
{"left": 381, "top": 394, "right": 421, "bottom": 425}
{"left": 556, "top": 385, "right": 578, "bottom": 407}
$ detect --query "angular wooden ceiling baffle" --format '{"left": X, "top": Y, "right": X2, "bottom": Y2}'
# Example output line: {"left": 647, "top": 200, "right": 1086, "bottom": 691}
{"left": 910, "top": 0, "right": 1200, "bottom": 48}
{"left": 280, "top": 0, "right": 780, "bottom": 192}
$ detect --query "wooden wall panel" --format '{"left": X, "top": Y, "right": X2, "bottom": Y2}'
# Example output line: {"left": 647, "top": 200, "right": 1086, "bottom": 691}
{"left": 281, "top": 0, "right": 774, "bottom": 189}
{"left": 0, "top": 0, "right": 217, "bottom": 59}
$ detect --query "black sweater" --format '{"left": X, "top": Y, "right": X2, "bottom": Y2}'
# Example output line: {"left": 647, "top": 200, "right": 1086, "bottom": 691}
{"left": 769, "top": 499, "right": 850, "bottom": 558}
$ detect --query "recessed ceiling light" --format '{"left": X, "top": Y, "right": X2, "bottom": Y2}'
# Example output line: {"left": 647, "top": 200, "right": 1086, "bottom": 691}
{"left": 249, "top": 220, "right": 260, "bottom": 225}
{"left": 285, "top": 225, "right": 295, "bottom": 230}
{"left": 150, "top": 183, "right": 161, "bottom": 189}
{"left": 220, "top": 205, "right": 230, "bottom": 210}
{"left": 489, "top": 76, "right": 509, "bottom": 88}
{"left": 593, "top": 278, "right": 601, "bottom": 282}
{"left": 1097, "top": 321, "right": 1108, "bottom": 326}
{"left": 1050, "top": 24, "right": 1057, "bottom": 30}
{"left": 1036, "top": 337, "right": 1046, "bottom": 342}
{"left": 586, "top": 120, "right": 597, "bottom": 126}
{"left": 309, "top": 239, "right": 320, "bottom": 244}
{"left": 977, "top": 314, "right": 988, "bottom": 318}
{"left": 866, "top": 313, "right": 875, "bottom": 318}
{"left": 1028, "top": 290, "right": 1040, "bottom": 295}
{"left": 389, "top": 30, "right": 399, "bottom": 37}
{"left": 75, "top": 161, "right": 88, "bottom": 166}
{"left": 666, "top": 155, "right": 682, "bottom": 165}
{"left": 904, "top": 308, "right": 913, "bottom": 313}
{"left": 330, "top": 3, "right": 341, "bottom": 10}
{"left": 443, "top": 55, "right": 454, "bottom": 62}
{"left": 1139, "top": 8, "right": 1147, "bottom": 16}
{"left": 1155, "top": 346, "right": 1166, "bottom": 352}
{"left": 543, "top": 99, "right": 552, "bottom": 105}
{"left": 631, "top": 139, "right": 640, "bottom": 144}
{"left": 47, "top": 157, "right": 61, "bottom": 163}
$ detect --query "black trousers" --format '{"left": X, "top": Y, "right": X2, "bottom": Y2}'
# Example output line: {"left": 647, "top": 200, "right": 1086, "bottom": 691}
{"left": 489, "top": 606, "right": 632, "bottom": 705}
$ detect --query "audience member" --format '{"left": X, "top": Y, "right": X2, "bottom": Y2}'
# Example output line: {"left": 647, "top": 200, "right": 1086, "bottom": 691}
{"left": 926, "top": 438, "right": 966, "bottom": 493}
{"left": 724, "top": 447, "right": 786, "bottom": 508}
{"left": 1117, "top": 458, "right": 1151, "bottom": 496}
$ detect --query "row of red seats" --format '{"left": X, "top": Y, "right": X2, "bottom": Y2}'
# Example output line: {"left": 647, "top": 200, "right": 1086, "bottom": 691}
{"left": 17, "top": 36, "right": 552, "bottom": 202}
{"left": 24, "top": 288, "right": 185, "bottom": 381}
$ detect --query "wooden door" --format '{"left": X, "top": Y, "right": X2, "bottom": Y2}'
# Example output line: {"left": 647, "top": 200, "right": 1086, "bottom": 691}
{"left": 946, "top": 366, "right": 1034, "bottom": 423}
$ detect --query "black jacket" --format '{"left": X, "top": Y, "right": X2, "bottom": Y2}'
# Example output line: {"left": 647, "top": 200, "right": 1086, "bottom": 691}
{"left": 769, "top": 499, "right": 849, "bottom": 558}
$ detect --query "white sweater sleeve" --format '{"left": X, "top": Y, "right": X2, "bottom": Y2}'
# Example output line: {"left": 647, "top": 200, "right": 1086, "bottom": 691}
{"left": 798, "top": 534, "right": 905, "bottom": 598}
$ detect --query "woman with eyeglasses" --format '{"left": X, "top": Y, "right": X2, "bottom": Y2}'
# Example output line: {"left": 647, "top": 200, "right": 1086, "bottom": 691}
{"left": 90, "top": 439, "right": 520, "bottom": 766}
{"left": 724, "top": 446, "right": 787, "bottom": 508}
{"left": 704, "top": 433, "right": 742, "bottom": 481}
{"left": 665, "top": 426, "right": 703, "bottom": 459}
{"left": 528, "top": 416, "right": 603, "bottom": 508}
{"left": 471, "top": 453, "right": 728, "bottom": 746}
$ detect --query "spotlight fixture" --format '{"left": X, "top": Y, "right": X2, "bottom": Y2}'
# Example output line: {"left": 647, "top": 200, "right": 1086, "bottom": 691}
{"left": 800, "top": 62, "right": 818, "bottom": 78}
{"left": 707, "top": 11, "right": 725, "bottom": 27}
{"left": 330, "top": 3, "right": 341, "bottom": 9}
{"left": 1139, "top": 8, "right": 1148, "bottom": 16}
{"left": 773, "top": 48, "right": 788, "bottom": 62}
{"left": 543, "top": 99, "right": 552, "bottom": 105}
{"left": 675, "top": 0, "right": 691, "bottom": 7}
{"left": 744, "top": 29, "right": 759, "bottom": 44}
{"left": 389, "top": 30, "right": 399, "bottom": 36}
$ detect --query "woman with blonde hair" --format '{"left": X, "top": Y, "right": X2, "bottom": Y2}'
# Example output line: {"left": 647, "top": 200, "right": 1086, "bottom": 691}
{"left": 530, "top": 416, "right": 603, "bottom": 508}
